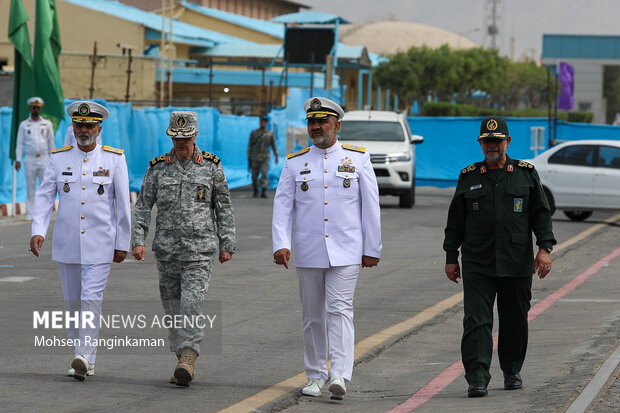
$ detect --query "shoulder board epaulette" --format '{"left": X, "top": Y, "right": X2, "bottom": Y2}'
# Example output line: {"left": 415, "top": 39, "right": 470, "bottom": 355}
{"left": 461, "top": 163, "right": 477, "bottom": 174}
{"left": 202, "top": 151, "right": 220, "bottom": 164}
{"left": 287, "top": 147, "right": 310, "bottom": 159}
{"left": 150, "top": 154, "right": 168, "bottom": 166}
{"left": 342, "top": 143, "right": 366, "bottom": 153}
{"left": 102, "top": 145, "right": 124, "bottom": 155}
{"left": 51, "top": 145, "right": 73, "bottom": 154}
{"left": 516, "top": 160, "right": 534, "bottom": 169}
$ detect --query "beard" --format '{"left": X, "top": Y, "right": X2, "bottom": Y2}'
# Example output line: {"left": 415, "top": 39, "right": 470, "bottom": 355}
{"left": 76, "top": 131, "right": 98, "bottom": 147}
{"left": 485, "top": 149, "right": 505, "bottom": 163}
{"left": 310, "top": 134, "right": 329, "bottom": 147}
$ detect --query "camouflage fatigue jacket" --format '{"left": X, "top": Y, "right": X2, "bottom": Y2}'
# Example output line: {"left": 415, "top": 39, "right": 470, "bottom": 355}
{"left": 131, "top": 145, "right": 236, "bottom": 261}
{"left": 247, "top": 128, "right": 276, "bottom": 162}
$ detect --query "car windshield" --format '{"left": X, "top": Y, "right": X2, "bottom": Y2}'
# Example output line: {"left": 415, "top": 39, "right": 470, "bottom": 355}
{"left": 338, "top": 121, "right": 406, "bottom": 142}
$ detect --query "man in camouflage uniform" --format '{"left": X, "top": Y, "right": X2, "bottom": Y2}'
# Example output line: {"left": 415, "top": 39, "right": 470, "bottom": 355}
{"left": 131, "top": 111, "right": 236, "bottom": 387}
{"left": 247, "top": 115, "right": 278, "bottom": 198}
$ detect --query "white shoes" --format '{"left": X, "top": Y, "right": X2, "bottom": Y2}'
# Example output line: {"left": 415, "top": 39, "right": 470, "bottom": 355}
{"left": 67, "top": 366, "right": 95, "bottom": 377}
{"left": 70, "top": 356, "right": 91, "bottom": 381}
{"left": 301, "top": 378, "right": 325, "bottom": 397}
{"left": 328, "top": 376, "right": 346, "bottom": 400}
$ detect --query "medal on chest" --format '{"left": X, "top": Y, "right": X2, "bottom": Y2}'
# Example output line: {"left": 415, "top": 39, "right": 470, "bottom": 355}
{"left": 63, "top": 183, "right": 70, "bottom": 193}
{"left": 98, "top": 184, "right": 105, "bottom": 195}
{"left": 300, "top": 181, "right": 309, "bottom": 191}
{"left": 343, "top": 178, "right": 351, "bottom": 188}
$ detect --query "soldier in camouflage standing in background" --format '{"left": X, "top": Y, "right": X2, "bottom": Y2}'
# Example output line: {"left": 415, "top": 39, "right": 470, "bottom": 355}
{"left": 130, "top": 111, "right": 236, "bottom": 387}
{"left": 247, "top": 115, "right": 279, "bottom": 198}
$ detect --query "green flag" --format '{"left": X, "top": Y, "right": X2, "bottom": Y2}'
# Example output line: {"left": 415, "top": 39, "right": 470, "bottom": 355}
{"left": 8, "top": 0, "right": 34, "bottom": 162}
{"left": 34, "top": 0, "right": 64, "bottom": 123}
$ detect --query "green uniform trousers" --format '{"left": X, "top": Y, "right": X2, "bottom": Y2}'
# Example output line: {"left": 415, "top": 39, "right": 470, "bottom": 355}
{"left": 251, "top": 159, "right": 269, "bottom": 190}
{"left": 462, "top": 272, "right": 532, "bottom": 385}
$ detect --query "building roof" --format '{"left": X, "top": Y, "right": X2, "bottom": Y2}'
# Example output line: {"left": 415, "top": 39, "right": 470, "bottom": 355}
{"left": 179, "top": 1, "right": 284, "bottom": 39}
{"left": 271, "top": 12, "right": 351, "bottom": 25}
{"left": 340, "top": 20, "right": 480, "bottom": 55}
{"left": 64, "top": 0, "right": 250, "bottom": 47}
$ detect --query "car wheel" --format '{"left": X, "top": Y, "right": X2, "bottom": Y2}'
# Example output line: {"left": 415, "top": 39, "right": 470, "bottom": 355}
{"left": 563, "top": 210, "right": 593, "bottom": 221}
{"left": 543, "top": 186, "right": 555, "bottom": 215}
{"left": 399, "top": 179, "right": 415, "bottom": 208}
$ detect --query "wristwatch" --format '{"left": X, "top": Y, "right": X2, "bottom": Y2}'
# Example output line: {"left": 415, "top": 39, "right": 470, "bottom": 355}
{"left": 543, "top": 247, "right": 553, "bottom": 253}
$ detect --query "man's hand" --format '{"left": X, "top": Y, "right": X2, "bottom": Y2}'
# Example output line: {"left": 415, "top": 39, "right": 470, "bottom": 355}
{"left": 273, "top": 248, "right": 291, "bottom": 269}
{"left": 132, "top": 246, "right": 146, "bottom": 261}
{"left": 362, "top": 255, "right": 380, "bottom": 268}
{"left": 219, "top": 251, "right": 233, "bottom": 263}
{"left": 113, "top": 250, "right": 127, "bottom": 263}
{"left": 534, "top": 249, "right": 552, "bottom": 279}
{"left": 29, "top": 235, "right": 44, "bottom": 257}
{"left": 14, "top": 161, "right": 21, "bottom": 171}
{"left": 445, "top": 263, "right": 461, "bottom": 283}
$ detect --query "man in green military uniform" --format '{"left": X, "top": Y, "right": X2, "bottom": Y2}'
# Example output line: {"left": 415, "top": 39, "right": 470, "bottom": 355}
{"left": 443, "top": 116, "right": 556, "bottom": 398}
{"left": 247, "top": 115, "right": 278, "bottom": 198}
{"left": 131, "top": 111, "right": 236, "bottom": 386}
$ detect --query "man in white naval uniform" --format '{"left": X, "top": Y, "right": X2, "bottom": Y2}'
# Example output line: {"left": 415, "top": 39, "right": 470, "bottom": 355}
{"left": 29, "top": 101, "right": 131, "bottom": 381}
{"left": 14, "top": 97, "right": 56, "bottom": 219}
{"left": 272, "top": 97, "right": 382, "bottom": 400}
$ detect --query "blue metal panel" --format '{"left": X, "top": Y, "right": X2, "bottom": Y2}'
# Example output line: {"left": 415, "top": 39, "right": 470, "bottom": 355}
{"left": 271, "top": 12, "right": 350, "bottom": 25}
{"left": 376, "top": 87, "right": 382, "bottom": 110}
{"left": 163, "top": 67, "right": 339, "bottom": 88}
{"left": 385, "top": 89, "right": 390, "bottom": 111}
{"left": 543, "top": 34, "right": 620, "bottom": 59}
{"left": 145, "top": 28, "right": 214, "bottom": 48}
{"left": 366, "top": 71, "right": 373, "bottom": 109}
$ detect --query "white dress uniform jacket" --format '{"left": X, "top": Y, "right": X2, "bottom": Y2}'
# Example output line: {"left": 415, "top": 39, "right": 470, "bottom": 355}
{"left": 31, "top": 144, "right": 131, "bottom": 264}
{"left": 272, "top": 141, "right": 382, "bottom": 268}
{"left": 15, "top": 116, "right": 55, "bottom": 161}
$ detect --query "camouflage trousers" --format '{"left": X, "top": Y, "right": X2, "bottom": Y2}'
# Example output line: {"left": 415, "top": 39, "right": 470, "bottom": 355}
{"left": 251, "top": 158, "right": 269, "bottom": 189}
{"left": 156, "top": 259, "right": 213, "bottom": 355}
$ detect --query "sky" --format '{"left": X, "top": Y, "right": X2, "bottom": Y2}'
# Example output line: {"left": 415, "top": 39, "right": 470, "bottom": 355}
{"left": 304, "top": 0, "right": 620, "bottom": 60}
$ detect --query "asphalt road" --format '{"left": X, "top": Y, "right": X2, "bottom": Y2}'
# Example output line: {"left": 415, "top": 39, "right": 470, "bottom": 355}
{"left": 0, "top": 187, "right": 618, "bottom": 413}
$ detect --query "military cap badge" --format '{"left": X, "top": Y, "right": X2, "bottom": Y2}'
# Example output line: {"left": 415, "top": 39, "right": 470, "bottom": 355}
{"left": 177, "top": 116, "right": 187, "bottom": 127}
{"left": 78, "top": 103, "right": 90, "bottom": 116}
{"left": 486, "top": 119, "right": 498, "bottom": 131}
{"left": 310, "top": 98, "right": 321, "bottom": 110}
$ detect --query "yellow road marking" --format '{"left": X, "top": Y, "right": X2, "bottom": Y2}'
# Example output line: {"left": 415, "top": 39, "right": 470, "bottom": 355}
{"left": 218, "top": 212, "right": 620, "bottom": 413}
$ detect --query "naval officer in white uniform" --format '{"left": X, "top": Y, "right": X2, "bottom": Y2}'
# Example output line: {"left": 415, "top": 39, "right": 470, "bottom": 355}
{"left": 30, "top": 101, "right": 131, "bottom": 381}
{"left": 14, "top": 97, "right": 56, "bottom": 219}
{"left": 272, "top": 97, "right": 382, "bottom": 400}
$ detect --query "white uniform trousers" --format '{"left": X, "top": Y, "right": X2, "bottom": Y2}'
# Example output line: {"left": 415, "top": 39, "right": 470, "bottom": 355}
{"left": 25, "top": 154, "right": 48, "bottom": 217}
{"left": 297, "top": 265, "right": 360, "bottom": 382}
{"left": 59, "top": 263, "right": 111, "bottom": 364}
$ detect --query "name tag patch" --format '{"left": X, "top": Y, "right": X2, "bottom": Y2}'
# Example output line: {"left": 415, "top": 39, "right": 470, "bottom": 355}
{"left": 514, "top": 198, "right": 523, "bottom": 212}
{"left": 470, "top": 184, "right": 482, "bottom": 190}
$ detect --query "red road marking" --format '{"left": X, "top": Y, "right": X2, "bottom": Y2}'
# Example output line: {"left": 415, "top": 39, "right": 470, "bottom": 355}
{"left": 385, "top": 246, "right": 620, "bottom": 413}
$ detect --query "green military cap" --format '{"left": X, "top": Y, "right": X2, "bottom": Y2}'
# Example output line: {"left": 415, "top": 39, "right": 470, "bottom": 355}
{"left": 478, "top": 116, "right": 509, "bottom": 140}
{"left": 167, "top": 111, "right": 198, "bottom": 138}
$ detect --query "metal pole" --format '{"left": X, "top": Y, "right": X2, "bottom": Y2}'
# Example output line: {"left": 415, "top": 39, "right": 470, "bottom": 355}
{"left": 284, "top": 55, "right": 288, "bottom": 108}
{"left": 11, "top": 169, "right": 17, "bottom": 217}
{"left": 268, "top": 79, "right": 273, "bottom": 113}
{"left": 209, "top": 58, "right": 213, "bottom": 106}
{"left": 261, "top": 68, "right": 266, "bottom": 112}
{"left": 310, "top": 52, "right": 315, "bottom": 98}
{"left": 553, "top": 70, "right": 559, "bottom": 143}
{"left": 89, "top": 41, "right": 97, "bottom": 99}
{"left": 159, "top": 0, "right": 166, "bottom": 107}
{"left": 547, "top": 67, "right": 552, "bottom": 147}
{"left": 125, "top": 49, "right": 133, "bottom": 102}
{"left": 168, "top": 10, "right": 173, "bottom": 105}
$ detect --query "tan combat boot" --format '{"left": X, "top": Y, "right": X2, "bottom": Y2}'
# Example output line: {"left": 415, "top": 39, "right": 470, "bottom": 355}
{"left": 169, "top": 354, "right": 181, "bottom": 384}
{"left": 174, "top": 348, "right": 198, "bottom": 386}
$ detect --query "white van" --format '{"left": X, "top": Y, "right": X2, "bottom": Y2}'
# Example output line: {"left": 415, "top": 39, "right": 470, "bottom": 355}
{"left": 339, "top": 110, "right": 423, "bottom": 208}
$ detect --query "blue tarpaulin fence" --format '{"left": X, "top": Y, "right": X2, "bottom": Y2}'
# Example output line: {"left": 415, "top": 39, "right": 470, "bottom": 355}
{"left": 2, "top": 105, "right": 620, "bottom": 204}
{"left": 0, "top": 100, "right": 287, "bottom": 204}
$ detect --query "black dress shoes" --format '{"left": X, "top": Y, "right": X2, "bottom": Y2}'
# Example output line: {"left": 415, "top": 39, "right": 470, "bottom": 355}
{"left": 467, "top": 382, "right": 488, "bottom": 397}
{"left": 504, "top": 373, "right": 522, "bottom": 390}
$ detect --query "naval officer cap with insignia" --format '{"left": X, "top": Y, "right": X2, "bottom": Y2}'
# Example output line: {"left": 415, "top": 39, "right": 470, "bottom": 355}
{"left": 27, "top": 96, "right": 45, "bottom": 107}
{"left": 304, "top": 97, "right": 345, "bottom": 121}
{"left": 66, "top": 101, "right": 109, "bottom": 148}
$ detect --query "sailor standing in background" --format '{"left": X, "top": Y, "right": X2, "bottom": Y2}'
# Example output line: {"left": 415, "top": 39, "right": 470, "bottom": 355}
{"left": 14, "top": 97, "right": 56, "bottom": 219}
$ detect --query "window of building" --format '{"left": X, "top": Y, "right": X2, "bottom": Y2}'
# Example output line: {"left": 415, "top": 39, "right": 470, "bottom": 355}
{"left": 578, "top": 102, "right": 592, "bottom": 112}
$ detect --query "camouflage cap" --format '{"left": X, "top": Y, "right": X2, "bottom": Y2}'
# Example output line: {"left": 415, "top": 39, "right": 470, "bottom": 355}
{"left": 478, "top": 116, "right": 509, "bottom": 140}
{"left": 167, "top": 111, "right": 198, "bottom": 138}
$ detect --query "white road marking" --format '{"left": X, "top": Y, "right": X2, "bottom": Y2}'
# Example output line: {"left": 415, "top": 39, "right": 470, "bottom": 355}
{"left": 0, "top": 276, "right": 37, "bottom": 282}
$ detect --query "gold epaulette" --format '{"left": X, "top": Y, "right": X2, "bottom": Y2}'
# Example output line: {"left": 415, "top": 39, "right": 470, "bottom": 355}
{"left": 202, "top": 151, "right": 220, "bottom": 164}
{"left": 287, "top": 147, "right": 310, "bottom": 159}
{"left": 150, "top": 154, "right": 168, "bottom": 166}
{"left": 461, "top": 163, "right": 477, "bottom": 174}
{"left": 342, "top": 143, "right": 366, "bottom": 153}
{"left": 51, "top": 145, "right": 73, "bottom": 154}
{"left": 102, "top": 145, "right": 124, "bottom": 155}
{"left": 517, "top": 160, "right": 534, "bottom": 169}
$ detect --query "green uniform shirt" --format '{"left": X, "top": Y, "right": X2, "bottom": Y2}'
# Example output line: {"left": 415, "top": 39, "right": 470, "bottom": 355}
{"left": 247, "top": 128, "right": 277, "bottom": 162}
{"left": 443, "top": 156, "right": 556, "bottom": 277}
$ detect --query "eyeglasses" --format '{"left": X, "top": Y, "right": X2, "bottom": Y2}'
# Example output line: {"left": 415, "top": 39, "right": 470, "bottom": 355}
{"left": 73, "top": 122, "right": 98, "bottom": 130}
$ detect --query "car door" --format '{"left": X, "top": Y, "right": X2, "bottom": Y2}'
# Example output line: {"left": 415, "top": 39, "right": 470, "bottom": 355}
{"left": 593, "top": 145, "right": 620, "bottom": 208}
{"left": 546, "top": 144, "right": 596, "bottom": 208}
